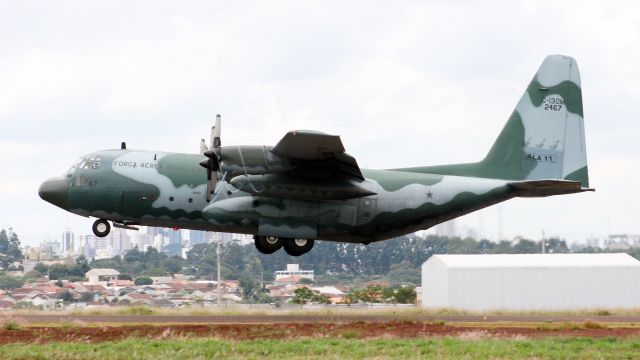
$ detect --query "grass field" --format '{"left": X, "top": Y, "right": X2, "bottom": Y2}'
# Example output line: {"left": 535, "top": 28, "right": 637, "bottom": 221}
{"left": 6, "top": 304, "right": 640, "bottom": 318}
{"left": 1, "top": 337, "right": 639, "bottom": 359}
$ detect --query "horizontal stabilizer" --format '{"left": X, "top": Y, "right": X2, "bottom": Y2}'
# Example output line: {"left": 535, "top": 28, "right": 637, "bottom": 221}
{"left": 508, "top": 179, "right": 594, "bottom": 198}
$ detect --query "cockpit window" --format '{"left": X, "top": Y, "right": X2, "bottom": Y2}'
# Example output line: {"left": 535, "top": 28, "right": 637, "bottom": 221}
{"left": 70, "top": 156, "right": 102, "bottom": 170}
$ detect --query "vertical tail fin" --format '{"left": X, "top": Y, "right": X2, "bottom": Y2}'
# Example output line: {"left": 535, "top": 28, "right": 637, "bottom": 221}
{"left": 480, "top": 55, "right": 589, "bottom": 186}
{"left": 401, "top": 55, "right": 590, "bottom": 188}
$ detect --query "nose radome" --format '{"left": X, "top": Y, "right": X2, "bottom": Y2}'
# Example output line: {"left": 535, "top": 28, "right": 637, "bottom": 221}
{"left": 38, "top": 176, "right": 69, "bottom": 210}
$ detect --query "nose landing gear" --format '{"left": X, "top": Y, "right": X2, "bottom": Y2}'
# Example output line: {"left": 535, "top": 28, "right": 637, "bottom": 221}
{"left": 92, "top": 219, "right": 111, "bottom": 237}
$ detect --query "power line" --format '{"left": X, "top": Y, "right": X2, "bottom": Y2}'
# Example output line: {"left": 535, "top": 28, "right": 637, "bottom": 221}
{"left": 225, "top": 86, "right": 521, "bottom": 144}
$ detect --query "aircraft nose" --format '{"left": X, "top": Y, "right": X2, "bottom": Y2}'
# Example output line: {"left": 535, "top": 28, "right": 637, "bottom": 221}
{"left": 38, "top": 176, "right": 69, "bottom": 209}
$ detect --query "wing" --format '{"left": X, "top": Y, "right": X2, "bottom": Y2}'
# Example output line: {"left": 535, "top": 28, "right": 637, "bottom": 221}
{"left": 271, "top": 130, "right": 364, "bottom": 181}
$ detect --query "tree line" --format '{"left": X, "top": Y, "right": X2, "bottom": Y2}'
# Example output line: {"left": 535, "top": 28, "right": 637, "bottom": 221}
{"left": 16, "top": 233, "right": 640, "bottom": 291}
{"left": 0, "top": 228, "right": 23, "bottom": 270}
{"left": 24, "top": 234, "right": 574, "bottom": 286}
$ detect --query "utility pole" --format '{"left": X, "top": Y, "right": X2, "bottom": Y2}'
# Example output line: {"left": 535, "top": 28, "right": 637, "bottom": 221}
{"left": 217, "top": 234, "right": 221, "bottom": 305}
{"left": 498, "top": 206, "right": 504, "bottom": 241}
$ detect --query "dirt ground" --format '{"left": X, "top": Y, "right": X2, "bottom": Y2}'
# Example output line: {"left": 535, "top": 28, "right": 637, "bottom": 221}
{"left": 1, "top": 321, "right": 640, "bottom": 344}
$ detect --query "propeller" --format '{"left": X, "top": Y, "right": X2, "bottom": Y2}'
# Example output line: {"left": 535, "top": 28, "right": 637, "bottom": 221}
{"left": 199, "top": 114, "right": 222, "bottom": 202}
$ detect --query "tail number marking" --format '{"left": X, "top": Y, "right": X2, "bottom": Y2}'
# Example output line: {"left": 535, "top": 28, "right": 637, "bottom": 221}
{"left": 542, "top": 96, "right": 564, "bottom": 111}
{"left": 522, "top": 152, "right": 558, "bottom": 163}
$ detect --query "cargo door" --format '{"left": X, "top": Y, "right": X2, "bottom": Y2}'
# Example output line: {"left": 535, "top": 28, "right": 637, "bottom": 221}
{"left": 119, "top": 190, "right": 142, "bottom": 219}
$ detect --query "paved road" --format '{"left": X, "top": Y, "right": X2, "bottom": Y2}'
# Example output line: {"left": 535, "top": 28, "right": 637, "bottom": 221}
{"left": 7, "top": 314, "right": 640, "bottom": 324}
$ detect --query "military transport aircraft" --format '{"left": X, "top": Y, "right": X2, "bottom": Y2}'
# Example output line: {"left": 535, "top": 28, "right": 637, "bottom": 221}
{"left": 39, "top": 55, "right": 592, "bottom": 256}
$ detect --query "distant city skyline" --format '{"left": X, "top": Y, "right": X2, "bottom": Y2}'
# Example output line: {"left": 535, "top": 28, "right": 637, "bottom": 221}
{"left": 18, "top": 225, "right": 640, "bottom": 261}
{"left": 21, "top": 227, "right": 255, "bottom": 261}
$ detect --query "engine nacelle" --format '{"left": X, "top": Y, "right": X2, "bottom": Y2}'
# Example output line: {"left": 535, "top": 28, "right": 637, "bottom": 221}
{"left": 219, "top": 145, "right": 291, "bottom": 177}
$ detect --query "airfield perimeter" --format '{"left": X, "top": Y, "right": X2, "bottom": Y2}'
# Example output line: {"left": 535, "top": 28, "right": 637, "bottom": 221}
{"left": 4, "top": 312, "right": 640, "bottom": 358}
{"left": 10, "top": 313, "right": 640, "bottom": 324}
{"left": 3, "top": 313, "right": 640, "bottom": 343}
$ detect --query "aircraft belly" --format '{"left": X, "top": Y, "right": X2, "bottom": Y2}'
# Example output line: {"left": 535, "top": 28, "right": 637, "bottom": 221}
{"left": 202, "top": 195, "right": 354, "bottom": 239}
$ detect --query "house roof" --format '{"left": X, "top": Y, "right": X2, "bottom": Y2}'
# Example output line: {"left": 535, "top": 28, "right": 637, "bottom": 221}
{"left": 169, "top": 283, "right": 214, "bottom": 291}
{"left": 428, "top": 253, "right": 640, "bottom": 268}
{"left": 65, "top": 282, "right": 89, "bottom": 290}
{"left": 152, "top": 284, "right": 172, "bottom": 289}
{"left": 86, "top": 268, "right": 120, "bottom": 276}
{"left": 72, "top": 284, "right": 89, "bottom": 292}
{"left": 32, "top": 285, "right": 62, "bottom": 294}
{"left": 12, "top": 288, "right": 44, "bottom": 294}
{"left": 273, "top": 275, "right": 302, "bottom": 283}
{"left": 128, "top": 300, "right": 148, "bottom": 306}
{"left": 312, "top": 286, "right": 345, "bottom": 296}
{"left": 128, "top": 293, "right": 153, "bottom": 300}
{"left": 33, "top": 294, "right": 53, "bottom": 300}
{"left": 114, "top": 280, "right": 134, "bottom": 287}
{"left": 84, "top": 285, "right": 107, "bottom": 292}
{"left": 151, "top": 298, "right": 175, "bottom": 307}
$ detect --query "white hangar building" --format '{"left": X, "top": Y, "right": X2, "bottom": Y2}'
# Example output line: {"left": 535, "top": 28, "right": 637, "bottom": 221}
{"left": 421, "top": 253, "right": 640, "bottom": 311}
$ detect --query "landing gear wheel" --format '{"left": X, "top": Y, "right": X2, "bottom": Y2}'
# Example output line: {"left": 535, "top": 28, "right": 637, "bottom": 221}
{"left": 282, "top": 238, "right": 314, "bottom": 257}
{"left": 254, "top": 235, "right": 283, "bottom": 254}
{"left": 92, "top": 219, "right": 111, "bottom": 237}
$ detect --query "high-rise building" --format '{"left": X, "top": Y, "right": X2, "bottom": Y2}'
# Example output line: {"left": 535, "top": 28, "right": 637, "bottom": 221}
{"left": 110, "top": 228, "right": 131, "bottom": 255}
{"left": 189, "top": 230, "right": 209, "bottom": 246}
{"left": 42, "top": 240, "right": 61, "bottom": 259}
{"left": 61, "top": 230, "right": 74, "bottom": 255}
{"left": 153, "top": 234, "right": 165, "bottom": 251}
{"left": 79, "top": 235, "right": 96, "bottom": 258}
{"left": 146, "top": 226, "right": 162, "bottom": 237}
{"left": 434, "top": 219, "right": 458, "bottom": 238}
{"left": 167, "top": 228, "right": 182, "bottom": 245}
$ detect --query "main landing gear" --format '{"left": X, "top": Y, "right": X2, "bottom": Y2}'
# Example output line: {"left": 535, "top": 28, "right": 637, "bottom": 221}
{"left": 92, "top": 219, "right": 111, "bottom": 237}
{"left": 254, "top": 235, "right": 315, "bottom": 256}
{"left": 254, "top": 236, "right": 283, "bottom": 254}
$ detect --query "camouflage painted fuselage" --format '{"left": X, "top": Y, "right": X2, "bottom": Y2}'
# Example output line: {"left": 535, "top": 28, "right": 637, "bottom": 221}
{"left": 46, "top": 55, "right": 592, "bottom": 244}
{"left": 66, "top": 149, "right": 514, "bottom": 243}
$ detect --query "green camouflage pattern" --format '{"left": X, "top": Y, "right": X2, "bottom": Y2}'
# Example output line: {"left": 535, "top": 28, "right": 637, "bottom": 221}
{"left": 40, "top": 55, "right": 592, "bottom": 245}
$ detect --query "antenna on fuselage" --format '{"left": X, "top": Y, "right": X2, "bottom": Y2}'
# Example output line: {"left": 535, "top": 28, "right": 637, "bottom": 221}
{"left": 121, "top": 142, "right": 126, "bottom": 150}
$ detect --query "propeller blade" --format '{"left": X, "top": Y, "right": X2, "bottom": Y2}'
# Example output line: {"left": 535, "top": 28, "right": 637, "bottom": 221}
{"left": 200, "top": 154, "right": 220, "bottom": 202}
{"left": 206, "top": 175, "right": 217, "bottom": 202}
{"left": 199, "top": 139, "right": 208, "bottom": 154}
{"left": 202, "top": 114, "right": 222, "bottom": 202}
{"left": 213, "top": 114, "right": 221, "bottom": 148}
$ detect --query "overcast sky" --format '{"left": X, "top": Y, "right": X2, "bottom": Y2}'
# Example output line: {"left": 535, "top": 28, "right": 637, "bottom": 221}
{"left": 1, "top": 1, "right": 638, "bottom": 246}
